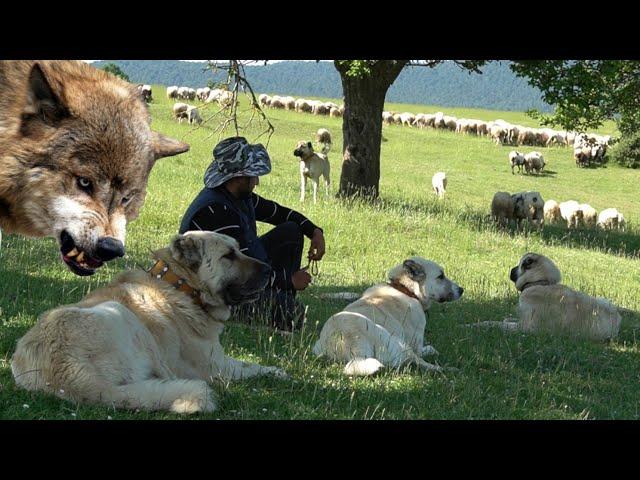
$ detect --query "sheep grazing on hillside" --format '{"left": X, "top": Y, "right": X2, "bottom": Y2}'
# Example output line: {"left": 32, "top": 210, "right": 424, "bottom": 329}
{"left": 543, "top": 200, "right": 562, "bottom": 224}
{"left": 509, "top": 151, "right": 526, "bottom": 174}
{"left": 524, "top": 151, "right": 545, "bottom": 174}
{"left": 579, "top": 203, "right": 598, "bottom": 228}
{"left": 559, "top": 201, "right": 584, "bottom": 229}
{"left": 432, "top": 172, "right": 447, "bottom": 199}
{"left": 597, "top": 208, "right": 626, "bottom": 230}
{"left": 166, "top": 85, "right": 179, "bottom": 99}
{"left": 315, "top": 128, "right": 332, "bottom": 154}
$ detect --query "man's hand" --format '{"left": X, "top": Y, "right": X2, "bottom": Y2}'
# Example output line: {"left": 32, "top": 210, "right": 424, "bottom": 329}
{"left": 291, "top": 269, "right": 312, "bottom": 291}
{"left": 308, "top": 228, "right": 325, "bottom": 261}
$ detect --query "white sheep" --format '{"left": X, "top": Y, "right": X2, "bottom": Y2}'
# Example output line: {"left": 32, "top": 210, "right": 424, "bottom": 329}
{"left": 432, "top": 172, "right": 447, "bottom": 199}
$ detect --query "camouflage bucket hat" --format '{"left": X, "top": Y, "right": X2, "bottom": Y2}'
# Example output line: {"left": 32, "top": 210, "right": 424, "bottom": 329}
{"left": 204, "top": 137, "right": 272, "bottom": 189}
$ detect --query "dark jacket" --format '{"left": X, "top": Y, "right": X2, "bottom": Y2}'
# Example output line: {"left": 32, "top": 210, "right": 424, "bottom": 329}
{"left": 179, "top": 186, "right": 321, "bottom": 288}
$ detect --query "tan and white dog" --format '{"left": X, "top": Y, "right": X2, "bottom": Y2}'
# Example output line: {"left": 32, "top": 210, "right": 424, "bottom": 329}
{"left": 312, "top": 257, "right": 464, "bottom": 376}
{"left": 293, "top": 141, "right": 330, "bottom": 203}
{"left": 474, "top": 253, "right": 621, "bottom": 341}
{"left": 11, "top": 231, "right": 287, "bottom": 414}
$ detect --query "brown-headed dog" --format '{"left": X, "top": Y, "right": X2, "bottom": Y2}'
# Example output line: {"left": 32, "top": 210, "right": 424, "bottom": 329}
{"left": 11, "top": 231, "right": 287, "bottom": 414}
{"left": 473, "top": 253, "right": 621, "bottom": 341}
{"left": 0, "top": 60, "right": 189, "bottom": 276}
{"left": 293, "top": 141, "right": 330, "bottom": 203}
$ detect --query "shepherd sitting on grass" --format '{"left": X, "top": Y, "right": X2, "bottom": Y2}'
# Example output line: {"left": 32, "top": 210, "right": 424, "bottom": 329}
{"left": 179, "top": 137, "right": 326, "bottom": 331}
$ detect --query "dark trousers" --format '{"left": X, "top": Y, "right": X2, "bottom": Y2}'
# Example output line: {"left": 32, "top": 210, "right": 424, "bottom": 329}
{"left": 259, "top": 221, "right": 304, "bottom": 292}
{"left": 234, "top": 222, "right": 305, "bottom": 330}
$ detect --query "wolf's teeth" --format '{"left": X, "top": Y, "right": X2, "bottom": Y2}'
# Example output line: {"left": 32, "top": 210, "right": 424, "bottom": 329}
{"left": 67, "top": 248, "right": 79, "bottom": 258}
{"left": 76, "top": 251, "right": 85, "bottom": 262}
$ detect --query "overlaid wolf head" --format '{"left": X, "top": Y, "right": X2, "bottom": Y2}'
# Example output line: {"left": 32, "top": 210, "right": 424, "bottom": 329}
{"left": 0, "top": 60, "right": 190, "bottom": 276}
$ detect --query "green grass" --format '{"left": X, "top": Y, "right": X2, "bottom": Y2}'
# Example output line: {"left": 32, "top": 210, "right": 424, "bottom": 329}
{"left": 1, "top": 87, "right": 639, "bottom": 420}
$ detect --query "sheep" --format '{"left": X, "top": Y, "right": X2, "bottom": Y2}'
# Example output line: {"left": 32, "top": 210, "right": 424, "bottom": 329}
{"left": 509, "top": 151, "right": 526, "bottom": 174}
{"left": 205, "top": 89, "right": 222, "bottom": 103}
{"left": 433, "top": 112, "right": 446, "bottom": 129}
{"left": 259, "top": 93, "right": 271, "bottom": 107}
{"left": 597, "top": 208, "right": 626, "bottom": 230}
{"left": 172, "top": 102, "right": 190, "bottom": 123}
{"left": 559, "top": 201, "right": 584, "bottom": 229}
{"left": 579, "top": 203, "right": 598, "bottom": 228}
{"left": 399, "top": 112, "right": 416, "bottom": 127}
{"left": 546, "top": 131, "right": 566, "bottom": 147}
{"left": 392, "top": 113, "right": 403, "bottom": 125}
{"left": 524, "top": 151, "right": 545, "bottom": 174}
{"left": 217, "top": 90, "right": 235, "bottom": 107}
{"left": 490, "top": 125, "right": 508, "bottom": 145}
{"left": 166, "top": 86, "right": 179, "bottom": 99}
{"left": 544, "top": 200, "right": 562, "bottom": 225}
{"left": 476, "top": 121, "right": 488, "bottom": 137}
{"left": 329, "top": 107, "right": 342, "bottom": 118}
{"left": 574, "top": 146, "right": 592, "bottom": 168}
{"left": 282, "top": 96, "right": 296, "bottom": 110}
{"left": 513, "top": 191, "right": 545, "bottom": 228}
{"left": 315, "top": 128, "right": 332, "bottom": 154}
{"left": 295, "top": 99, "right": 313, "bottom": 113}
{"left": 137, "top": 84, "right": 152, "bottom": 103}
{"left": 382, "top": 111, "right": 394, "bottom": 125}
{"left": 431, "top": 172, "right": 447, "bottom": 199}
{"left": 313, "top": 103, "right": 330, "bottom": 115}
{"left": 443, "top": 116, "right": 458, "bottom": 131}
{"left": 491, "top": 191, "right": 516, "bottom": 227}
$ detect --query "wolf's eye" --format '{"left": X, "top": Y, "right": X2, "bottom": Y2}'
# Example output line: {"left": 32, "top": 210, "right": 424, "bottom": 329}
{"left": 122, "top": 195, "right": 131, "bottom": 206}
{"left": 77, "top": 177, "right": 92, "bottom": 192}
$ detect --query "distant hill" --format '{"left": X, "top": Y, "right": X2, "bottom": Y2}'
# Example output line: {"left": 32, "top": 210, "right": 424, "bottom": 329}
{"left": 93, "top": 60, "right": 552, "bottom": 112}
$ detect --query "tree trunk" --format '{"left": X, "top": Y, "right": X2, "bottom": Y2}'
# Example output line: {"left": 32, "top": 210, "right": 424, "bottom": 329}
{"left": 335, "top": 60, "right": 408, "bottom": 199}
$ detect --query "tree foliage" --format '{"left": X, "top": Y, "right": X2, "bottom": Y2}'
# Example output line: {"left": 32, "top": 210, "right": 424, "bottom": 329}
{"left": 100, "top": 62, "right": 130, "bottom": 82}
{"left": 510, "top": 60, "right": 640, "bottom": 137}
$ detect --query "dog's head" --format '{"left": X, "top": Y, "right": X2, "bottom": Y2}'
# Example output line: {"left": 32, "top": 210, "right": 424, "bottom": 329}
{"left": 7, "top": 61, "right": 190, "bottom": 276}
{"left": 170, "top": 231, "right": 271, "bottom": 312}
{"left": 389, "top": 256, "right": 464, "bottom": 309}
{"left": 293, "top": 141, "right": 313, "bottom": 158}
{"left": 510, "top": 253, "right": 561, "bottom": 291}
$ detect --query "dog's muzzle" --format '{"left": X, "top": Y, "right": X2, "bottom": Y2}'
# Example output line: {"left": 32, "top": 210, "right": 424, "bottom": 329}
{"left": 510, "top": 267, "right": 519, "bottom": 283}
{"left": 224, "top": 263, "right": 271, "bottom": 306}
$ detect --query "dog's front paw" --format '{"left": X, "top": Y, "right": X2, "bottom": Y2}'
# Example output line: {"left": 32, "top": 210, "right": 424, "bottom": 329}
{"left": 421, "top": 345, "right": 439, "bottom": 357}
{"left": 171, "top": 387, "right": 217, "bottom": 414}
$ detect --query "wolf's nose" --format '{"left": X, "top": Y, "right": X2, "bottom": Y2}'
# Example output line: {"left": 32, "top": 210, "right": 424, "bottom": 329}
{"left": 95, "top": 237, "right": 125, "bottom": 261}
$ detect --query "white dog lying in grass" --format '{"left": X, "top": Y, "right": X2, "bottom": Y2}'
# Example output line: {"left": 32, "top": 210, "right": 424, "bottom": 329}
{"left": 313, "top": 257, "right": 464, "bottom": 376}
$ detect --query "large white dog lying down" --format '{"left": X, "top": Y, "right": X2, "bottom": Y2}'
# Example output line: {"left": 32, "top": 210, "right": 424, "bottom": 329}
{"left": 475, "top": 252, "right": 621, "bottom": 341}
{"left": 11, "top": 232, "right": 287, "bottom": 414}
{"left": 313, "top": 257, "right": 464, "bottom": 376}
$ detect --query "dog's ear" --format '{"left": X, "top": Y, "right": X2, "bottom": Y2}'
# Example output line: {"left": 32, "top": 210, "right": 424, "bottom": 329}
{"left": 403, "top": 259, "right": 426, "bottom": 282}
{"left": 307, "top": 141, "right": 313, "bottom": 149}
{"left": 170, "top": 234, "right": 202, "bottom": 271}
{"left": 21, "top": 63, "right": 71, "bottom": 132}
{"left": 151, "top": 131, "right": 190, "bottom": 161}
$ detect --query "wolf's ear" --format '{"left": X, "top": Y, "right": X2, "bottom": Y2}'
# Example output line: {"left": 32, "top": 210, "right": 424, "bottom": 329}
{"left": 22, "top": 63, "right": 70, "bottom": 129}
{"left": 151, "top": 132, "right": 190, "bottom": 161}
{"left": 403, "top": 259, "right": 426, "bottom": 282}
{"left": 170, "top": 234, "right": 202, "bottom": 271}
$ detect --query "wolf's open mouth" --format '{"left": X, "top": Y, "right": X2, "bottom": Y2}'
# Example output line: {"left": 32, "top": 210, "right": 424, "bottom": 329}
{"left": 59, "top": 231, "right": 104, "bottom": 276}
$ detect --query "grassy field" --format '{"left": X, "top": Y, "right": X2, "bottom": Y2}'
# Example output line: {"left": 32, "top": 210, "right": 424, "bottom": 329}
{"left": 1, "top": 87, "right": 639, "bottom": 420}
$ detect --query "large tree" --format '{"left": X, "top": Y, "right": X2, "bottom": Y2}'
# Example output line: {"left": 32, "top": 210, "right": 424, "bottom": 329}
{"left": 334, "top": 60, "right": 485, "bottom": 199}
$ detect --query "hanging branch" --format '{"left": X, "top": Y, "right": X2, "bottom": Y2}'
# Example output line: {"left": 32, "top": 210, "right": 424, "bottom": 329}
{"left": 181, "top": 60, "right": 275, "bottom": 147}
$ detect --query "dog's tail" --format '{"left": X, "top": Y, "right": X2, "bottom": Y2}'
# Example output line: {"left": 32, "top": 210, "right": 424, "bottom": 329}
{"left": 344, "top": 358, "right": 385, "bottom": 376}
{"left": 319, "top": 141, "right": 332, "bottom": 155}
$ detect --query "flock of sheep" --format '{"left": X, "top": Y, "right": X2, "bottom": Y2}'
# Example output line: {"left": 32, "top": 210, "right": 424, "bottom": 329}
{"left": 490, "top": 190, "right": 626, "bottom": 232}
{"left": 259, "top": 94, "right": 345, "bottom": 118}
